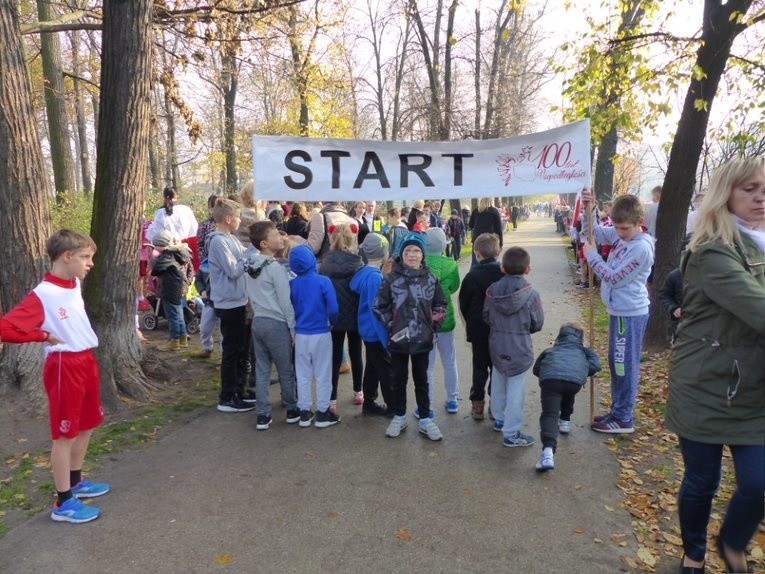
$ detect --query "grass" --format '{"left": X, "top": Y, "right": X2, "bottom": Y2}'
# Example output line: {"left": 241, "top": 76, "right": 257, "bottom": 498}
{"left": 0, "top": 377, "right": 218, "bottom": 536}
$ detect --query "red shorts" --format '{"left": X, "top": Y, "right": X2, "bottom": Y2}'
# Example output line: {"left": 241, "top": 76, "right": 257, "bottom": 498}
{"left": 44, "top": 350, "right": 104, "bottom": 440}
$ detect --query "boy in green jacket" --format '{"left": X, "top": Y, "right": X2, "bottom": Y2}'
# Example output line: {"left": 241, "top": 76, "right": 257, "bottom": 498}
{"left": 423, "top": 228, "right": 462, "bottom": 415}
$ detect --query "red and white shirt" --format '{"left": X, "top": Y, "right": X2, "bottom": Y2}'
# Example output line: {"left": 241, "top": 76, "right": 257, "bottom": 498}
{"left": 0, "top": 274, "right": 98, "bottom": 355}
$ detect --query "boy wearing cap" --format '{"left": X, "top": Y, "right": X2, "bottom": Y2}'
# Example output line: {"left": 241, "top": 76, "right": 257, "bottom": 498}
{"left": 151, "top": 230, "right": 191, "bottom": 352}
{"left": 423, "top": 228, "right": 461, "bottom": 415}
{"left": 351, "top": 233, "right": 393, "bottom": 415}
{"left": 374, "top": 233, "right": 448, "bottom": 441}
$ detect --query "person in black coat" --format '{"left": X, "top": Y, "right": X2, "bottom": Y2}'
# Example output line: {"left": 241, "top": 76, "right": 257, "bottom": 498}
{"left": 659, "top": 267, "right": 683, "bottom": 343}
{"left": 284, "top": 202, "right": 309, "bottom": 239}
{"left": 469, "top": 198, "right": 504, "bottom": 265}
{"left": 458, "top": 232, "right": 504, "bottom": 420}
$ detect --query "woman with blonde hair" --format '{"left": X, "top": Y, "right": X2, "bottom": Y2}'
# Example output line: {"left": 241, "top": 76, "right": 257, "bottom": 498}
{"left": 318, "top": 224, "right": 365, "bottom": 412}
{"left": 236, "top": 181, "right": 265, "bottom": 247}
{"left": 666, "top": 156, "right": 765, "bottom": 574}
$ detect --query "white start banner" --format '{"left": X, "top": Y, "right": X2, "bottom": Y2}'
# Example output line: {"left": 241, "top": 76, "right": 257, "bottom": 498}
{"left": 251, "top": 119, "right": 590, "bottom": 201}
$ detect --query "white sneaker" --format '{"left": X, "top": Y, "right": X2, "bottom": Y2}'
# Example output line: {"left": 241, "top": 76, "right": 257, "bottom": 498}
{"left": 418, "top": 418, "right": 443, "bottom": 441}
{"left": 535, "top": 448, "right": 555, "bottom": 472}
{"left": 385, "top": 415, "right": 408, "bottom": 438}
{"left": 558, "top": 420, "right": 571, "bottom": 434}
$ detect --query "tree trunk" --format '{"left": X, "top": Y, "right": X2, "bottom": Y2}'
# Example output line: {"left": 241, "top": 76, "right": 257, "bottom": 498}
{"left": 162, "top": 87, "right": 179, "bottom": 189}
{"left": 594, "top": 126, "right": 617, "bottom": 202}
{"left": 84, "top": 0, "right": 155, "bottom": 410}
{"left": 0, "top": 0, "right": 52, "bottom": 409}
{"left": 645, "top": 0, "right": 752, "bottom": 350}
{"left": 391, "top": 12, "right": 411, "bottom": 141}
{"left": 221, "top": 50, "right": 238, "bottom": 195}
{"left": 37, "top": 0, "right": 76, "bottom": 202}
{"left": 70, "top": 28, "right": 93, "bottom": 196}
{"left": 474, "top": 9, "right": 481, "bottom": 138}
{"left": 442, "top": 0, "right": 457, "bottom": 141}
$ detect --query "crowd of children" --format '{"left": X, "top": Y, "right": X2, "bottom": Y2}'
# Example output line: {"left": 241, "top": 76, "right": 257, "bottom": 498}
{"left": 1, "top": 194, "right": 644, "bottom": 526}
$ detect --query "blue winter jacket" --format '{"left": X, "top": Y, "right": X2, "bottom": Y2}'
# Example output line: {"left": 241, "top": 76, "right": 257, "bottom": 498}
{"left": 532, "top": 326, "right": 602, "bottom": 386}
{"left": 289, "top": 245, "right": 339, "bottom": 335}
{"left": 350, "top": 265, "right": 388, "bottom": 346}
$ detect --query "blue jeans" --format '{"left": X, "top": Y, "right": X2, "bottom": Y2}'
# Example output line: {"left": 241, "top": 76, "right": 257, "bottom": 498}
{"left": 678, "top": 437, "right": 764, "bottom": 562}
{"left": 163, "top": 300, "right": 187, "bottom": 339}
{"left": 607, "top": 314, "right": 648, "bottom": 422}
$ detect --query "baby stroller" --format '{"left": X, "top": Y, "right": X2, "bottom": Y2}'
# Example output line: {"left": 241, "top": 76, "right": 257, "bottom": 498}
{"left": 139, "top": 294, "right": 201, "bottom": 335}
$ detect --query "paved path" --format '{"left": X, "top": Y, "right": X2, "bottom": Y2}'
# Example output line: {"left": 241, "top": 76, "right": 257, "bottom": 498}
{"left": 0, "top": 216, "right": 637, "bottom": 574}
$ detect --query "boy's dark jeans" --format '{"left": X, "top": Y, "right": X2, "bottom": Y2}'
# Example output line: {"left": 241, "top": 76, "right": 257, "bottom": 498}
{"left": 539, "top": 378, "right": 582, "bottom": 451}
{"left": 361, "top": 341, "right": 394, "bottom": 407}
{"left": 390, "top": 351, "right": 429, "bottom": 417}
{"left": 216, "top": 305, "right": 248, "bottom": 402}
{"left": 331, "top": 329, "right": 363, "bottom": 397}
{"left": 468, "top": 341, "right": 493, "bottom": 402}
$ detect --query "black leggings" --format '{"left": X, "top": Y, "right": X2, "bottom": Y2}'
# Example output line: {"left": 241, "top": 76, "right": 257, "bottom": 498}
{"left": 331, "top": 330, "right": 363, "bottom": 399}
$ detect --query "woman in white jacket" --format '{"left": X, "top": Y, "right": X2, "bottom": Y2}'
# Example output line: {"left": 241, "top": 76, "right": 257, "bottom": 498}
{"left": 148, "top": 187, "right": 199, "bottom": 267}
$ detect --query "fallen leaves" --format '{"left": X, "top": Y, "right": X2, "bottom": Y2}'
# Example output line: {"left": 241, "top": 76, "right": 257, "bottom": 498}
{"left": 573, "top": 525, "right": 585, "bottom": 534}
{"left": 215, "top": 554, "right": 233, "bottom": 565}
{"left": 394, "top": 528, "right": 412, "bottom": 542}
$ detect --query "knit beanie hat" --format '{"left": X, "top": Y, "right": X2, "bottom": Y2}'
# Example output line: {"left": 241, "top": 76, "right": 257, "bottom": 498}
{"left": 360, "top": 233, "right": 389, "bottom": 263}
{"left": 152, "top": 230, "right": 175, "bottom": 248}
{"left": 397, "top": 232, "right": 426, "bottom": 259}
{"left": 424, "top": 228, "right": 447, "bottom": 255}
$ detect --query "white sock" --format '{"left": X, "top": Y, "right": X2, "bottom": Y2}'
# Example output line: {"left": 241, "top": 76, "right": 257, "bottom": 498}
{"left": 543, "top": 447, "right": 554, "bottom": 456}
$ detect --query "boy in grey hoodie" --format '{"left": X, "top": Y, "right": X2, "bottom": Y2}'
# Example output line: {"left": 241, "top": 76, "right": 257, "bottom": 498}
{"left": 483, "top": 247, "right": 544, "bottom": 448}
{"left": 581, "top": 191, "right": 655, "bottom": 434}
{"left": 244, "top": 221, "right": 299, "bottom": 430}
{"left": 206, "top": 199, "right": 252, "bottom": 414}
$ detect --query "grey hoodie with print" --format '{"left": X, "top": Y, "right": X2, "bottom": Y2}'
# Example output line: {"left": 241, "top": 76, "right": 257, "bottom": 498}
{"left": 483, "top": 275, "right": 544, "bottom": 377}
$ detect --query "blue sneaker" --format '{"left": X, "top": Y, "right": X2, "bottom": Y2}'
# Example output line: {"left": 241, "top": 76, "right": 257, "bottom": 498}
{"left": 444, "top": 400, "right": 459, "bottom": 414}
{"left": 503, "top": 431, "right": 535, "bottom": 447}
{"left": 493, "top": 419, "right": 505, "bottom": 432}
{"left": 71, "top": 480, "right": 110, "bottom": 499}
{"left": 413, "top": 408, "right": 435, "bottom": 420}
{"left": 51, "top": 497, "right": 101, "bottom": 523}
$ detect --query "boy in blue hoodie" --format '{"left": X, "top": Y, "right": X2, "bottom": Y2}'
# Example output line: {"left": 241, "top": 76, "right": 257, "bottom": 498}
{"left": 581, "top": 191, "right": 655, "bottom": 434}
{"left": 289, "top": 245, "right": 340, "bottom": 428}
{"left": 350, "top": 233, "right": 394, "bottom": 416}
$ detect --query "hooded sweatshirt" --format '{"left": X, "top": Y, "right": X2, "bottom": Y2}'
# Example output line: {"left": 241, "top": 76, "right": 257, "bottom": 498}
{"left": 319, "top": 250, "right": 363, "bottom": 332}
{"left": 350, "top": 265, "right": 388, "bottom": 346}
{"left": 206, "top": 231, "right": 247, "bottom": 309}
{"left": 483, "top": 275, "right": 544, "bottom": 377}
{"left": 424, "top": 228, "right": 460, "bottom": 332}
{"left": 582, "top": 218, "right": 655, "bottom": 316}
{"left": 532, "top": 326, "right": 602, "bottom": 386}
{"left": 151, "top": 247, "right": 190, "bottom": 305}
{"left": 289, "top": 245, "right": 339, "bottom": 335}
{"left": 244, "top": 250, "right": 295, "bottom": 331}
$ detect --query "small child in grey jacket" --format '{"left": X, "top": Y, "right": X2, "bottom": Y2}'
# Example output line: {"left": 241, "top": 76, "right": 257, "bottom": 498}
{"left": 532, "top": 322, "right": 602, "bottom": 471}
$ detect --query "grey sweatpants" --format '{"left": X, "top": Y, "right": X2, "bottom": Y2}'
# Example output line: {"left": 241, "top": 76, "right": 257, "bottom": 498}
{"left": 252, "top": 316, "right": 297, "bottom": 416}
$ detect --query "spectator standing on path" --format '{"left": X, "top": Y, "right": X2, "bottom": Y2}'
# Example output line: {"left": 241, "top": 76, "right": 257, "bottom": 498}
{"left": 407, "top": 199, "right": 425, "bottom": 230}
{"left": 244, "top": 221, "right": 299, "bottom": 431}
{"left": 289, "top": 245, "right": 341, "bottom": 428}
{"left": 483, "top": 247, "right": 544, "bottom": 448}
{"left": 236, "top": 184, "right": 265, "bottom": 248}
{"left": 284, "top": 202, "right": 310, "bottom": 239}
{"left": 0, "top": 230, "right": 109, "bottom": 524}
{"left": 532, "top": 322, "right": 601, "bottom": 472}
{"left": 147, "top": 186, "right": 199, "bottom": 268}
{"left": 458, "top": 233, "right": 504, "bottom": 421}
{"left": 581, "top": 192, "right": 654, "bottom": 434}
{"left": 666, "top": 157, "right": 765, "bottom": 574}
{"left": 510, "top": 204, "right": 520, "bottom": 230}
{"left": 207, "top": 199, "right": 253, "bottom": 414}
{"left": 150, "top": 230, "right": 191, "bottom": 352}
{"left": 306, "top": 201, "right": 358, "bottom": 259}
{"left": 445, "top": 209, "right": 466, "bottom": 261}
{"left": 319, "top": 224, "right": 365, "bottom": 414}
{"left": 374, "top": 233, "right": 447, "bottom": 441}
{"left": 350, "top": 201, "right": 370, "bottom": 244}
{"left": 469, "top": 198, "right": 504, "bottom": 265}
{"left": 387, "top": 207, "right": 409, "bottom": 258}
{"left": 423, "top": 228, "right": 461, "bottom": 416}
{"left": 350, "top": 233, "right": 395, "bottom": 416}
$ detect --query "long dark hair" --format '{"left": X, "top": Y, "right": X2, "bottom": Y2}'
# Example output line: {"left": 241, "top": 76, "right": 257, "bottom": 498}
{"left": 163, "top": 186, "right": 176, "bottom": 216}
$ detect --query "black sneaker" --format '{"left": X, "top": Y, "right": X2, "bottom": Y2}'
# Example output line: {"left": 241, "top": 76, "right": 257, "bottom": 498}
{"left": 241, "top": 390, "right": 257, "bottom": 404}
{"left": 256, "top": 414, "right": 272, "bottom": 430}
{"left": 298, "top": 410, "right": 314, "bottom": 428}
{"left": 315, "top": 409, "right": 340, "bottom": 428}
{"left": 285, "top": 409, "right": 301, "bottom": 424}
{"left": 362, "top": 402, "right": 388, "bottom": 416}
{"left": 217, "top": 399, "right": 255, "bottom": 413}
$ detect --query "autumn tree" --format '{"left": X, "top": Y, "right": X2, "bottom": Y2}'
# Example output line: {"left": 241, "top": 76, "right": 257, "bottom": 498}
{"left": 0, "top": 0, "right": 52, "bottom": 407}
{"left": 83, "top": 0, "right": 154, "bottom": 409}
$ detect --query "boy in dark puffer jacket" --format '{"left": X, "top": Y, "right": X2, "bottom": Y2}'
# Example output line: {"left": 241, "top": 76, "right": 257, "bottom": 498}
{"left": 374, "top": 233, "right": 447, "bottom": 441}
{"left": 532, "top": 322, "right": 601, "bottom": 471}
